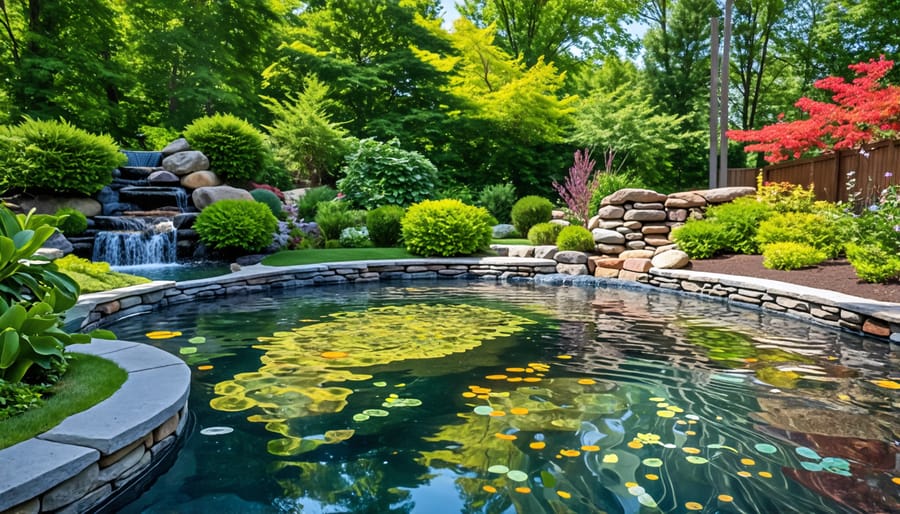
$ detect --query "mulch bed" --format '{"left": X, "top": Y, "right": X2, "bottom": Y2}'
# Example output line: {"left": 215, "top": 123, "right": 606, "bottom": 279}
{"left": 687, "top": 254, "right": 900, "bottom": 305}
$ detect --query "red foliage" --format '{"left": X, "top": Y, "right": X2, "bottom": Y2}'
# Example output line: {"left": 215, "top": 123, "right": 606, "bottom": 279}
{"left": 553, "top": 148, "right": 599, "bottom": 226}
{"left": 728, "top": 57, "right": 900, "bottom": 163}
{"left": 249, "top": 182, "right": 286, "bottom": 200}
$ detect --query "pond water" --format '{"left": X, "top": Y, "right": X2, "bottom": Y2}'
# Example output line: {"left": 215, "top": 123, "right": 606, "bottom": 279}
{"left": 110, "top": 281, "right": 898, "bottom": 514}
{"left": 113, "top": 263, "right": 230, "bottom": 282}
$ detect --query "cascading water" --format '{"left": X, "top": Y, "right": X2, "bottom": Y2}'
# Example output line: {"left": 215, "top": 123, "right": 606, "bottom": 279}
{"left": 92, "top": 218, "right": 177, "bottom": 266}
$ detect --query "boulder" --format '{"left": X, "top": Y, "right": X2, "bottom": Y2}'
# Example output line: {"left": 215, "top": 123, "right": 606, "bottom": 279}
{"left": 596, "top": 244, "right": 625, "bottom": 255}
{"left": 42, "top": 233, "right": 74, "bottom": 255}
{"left": 147, "top": 170, "right": 180, "bottom": 186}
{"left": 633, "top": 202, "right": 665, "bottom": 210}
{"left": 668, "top": 209, "right": 689, "bottom": 222}
{"left": 623, "top": 221, "right": 643, "bottom": 230}
{"left": 651, "top": 250, "right": 691, "bottom": 269}
{"left": 601, "top": 188, "right": 667, "bottom": 206}
{"left": 507, "top": 245, "right": 535, "bottom": 258}
{"left": 17, "top": 195, "right": 101, "bottom": 217}
{"left": 587, "top": 214, "right": 601, "bottom": 230}
{"left": 665, "top": 191, "right": 707, "bottom": 208}
{"left": 697, "top": 186, "right": 756, "bottom": 204}
{"left": 555, "top": 251, "right": 589, "bottom": 264}
{"left": 618, "top": 249, "right": 654, "bottom": 260}
{"left": 623, "top": 209, "right": 667, "bottom": 222}
{"left": 622, "top": 258, "right": 653, "bottom": 273}
{"left": 599, "top": 220, "right": 624, "bottom": 229}
{"left": 162, "top": 151, "right": 209, "bottom": 176}
{"left": 594, "top": 266, "right": 621, "bottom": 278}
{"left": 589, "top": 256, "right": 624, "bottom": 270}
{"left": 174, "top": 213, "right": 199, "bottom": 230}
{"left": 644, "top": 235, "right": 672, "bottom": 247}
{"left": 625, "top": 241, "right": 647, "bottom": 249}
{"left": 492, "top": 224, "right": 517, "bottom": 239}
{"left": 181, "top": 170, "right": 223, "bottom": 190}
{"left": 191, "top": 185, "right": 253, "bottom": 210}
{"left": 592, "top": 228, "right": 625, "bottom": 245}
{"left": 160, "top": 138, "right": 191, "bottom": 156}
{"left": 641, "top": 224, "right": 670, "bottom": 235}
{"left": 556, "top": 263, "right": 589, "bottom": 275}
{"left": 533, "top": 245, "right": 558, "bottom": 260}
{"left": 597, "top": 205, "right": 625, "bottom": 219}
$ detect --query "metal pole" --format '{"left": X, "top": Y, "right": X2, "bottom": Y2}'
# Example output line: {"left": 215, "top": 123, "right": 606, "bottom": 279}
{"left": 718, "top": 0, "right": 733, "bottom": 187}
{"left": 709, "top": 17, "right": 720, "bottom": 188}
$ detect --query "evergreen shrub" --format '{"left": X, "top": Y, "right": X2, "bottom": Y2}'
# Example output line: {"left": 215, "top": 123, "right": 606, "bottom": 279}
{"left": 556, "top": 225, "right": 595, "bottom": 252}
{"left": 761, "top": 242, "right": 827, "bottom": 270}
{"left": 511, "top": 196, "right": 553, "bottom": 236}
{"left": 194, "top": 199, "right": 278, "bottom": 252}
{"left": 314, "top": 201, "right": 358, "bottom": 241}
{"left": 366, "top": 205, "right": 405, "bottom": 247}
{"left": 671, "top": 220, "right": 728, "bottom": 259}
{"left": 477, "top": 183, "right": 517, "bottom": 224}
{"left": 706, "top": 197, "right": 773, "bottom": 254}
{"left": 184, "top": 114, "right": 268, "bottom": 184}
{"left": 250, "top": 188, "right": 283, "bottom": 217}
{"left": 845, "top": 243, "right": 900, "bottom": 283}
{"left": 296, "top": 186, "right": 337, "bottom": 220}
{"left": 756, "top": 212, "right": 842, "bottom": 258}
{"left": 337, "top": 138, "right": 439, "bottom": 209}
{"left": 54, "top": 208, "right": 88, "bottom": 236}
{"left": 401, "top": 199, "right": 493, "bottom": 256}
{"left": 527, "top": 222, "right": 564, "bottom": 245}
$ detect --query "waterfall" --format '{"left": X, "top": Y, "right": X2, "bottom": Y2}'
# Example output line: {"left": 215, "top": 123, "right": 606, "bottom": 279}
{"left": 92, "top": 219, "right": 177, "bottom": 266}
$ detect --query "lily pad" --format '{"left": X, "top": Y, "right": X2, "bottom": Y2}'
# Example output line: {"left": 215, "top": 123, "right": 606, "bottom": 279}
{"left": 642, "top": 458, "right": 664, "bottom": 468}
{"left": 637, "top": 494, "right": 658, "bottom": 508}
{"left": 754, "top": 443, "right": 778, "bottom": 454}
{"left": 602, "top": 453, "right": 619, "bottom": 464}
{"left": 179, "top": 347, "right": 198, "bottom": 355}
{"left": 507, "top": 470, "right": 529, "bottom": 482}
{"left": 362, "top": 409, "right": 389, "bottom": 417}
{"left": 686, "top": 456, "right": 709, "bottom": 464}
{"left": 200, "top": 426, "right": 233, "bottom": 436}
{"left": 488, "top": 464, "right": 510, "bottom": 474}
{"left": 373, "top": 381, "right": 388, "bottom": 387}
{"left": 800, "top": 461, "right": 823, "bottom": 472}
{"left": 796, "top": 446, "right": 821, "bottom": 460}
{"left": 473, "top": 405, "right": 494, "bottom": 416}
{"left": 188, "top": 336, "right": 206, "bottom": 344}
{"left": 352, "top": 413, "right": 370, "bottom": 422}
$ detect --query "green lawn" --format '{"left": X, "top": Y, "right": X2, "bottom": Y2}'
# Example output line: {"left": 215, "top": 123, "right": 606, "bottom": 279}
{"left": 491, "top": 238, "right": 532, "bottom": 245}
{"left": 0, "top": 354, "right": 127, "bottom": 450}
{"left": 262, "top": 247, "right": 417, "bottom": 266}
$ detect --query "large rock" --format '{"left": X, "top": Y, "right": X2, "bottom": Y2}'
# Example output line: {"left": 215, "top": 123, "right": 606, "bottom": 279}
{"left": 601, "top": 188, "right": 667, "bottom": 206}
{"left": 623, "top": 209, "right": 667, "bottom": 222}
{"left": 173, "top": 213, "right": 198, "bottom": 230}
{"left": 180, "top": 170, "right": 223, "bottom": 190}
{"left": 587, "top": 215, "right": 601, "bottom": 230}
{"left": 147, "top": 170, "right": 180, "bottom": 186}
{"left": 533, "top": 245, "right": 558, "bottom": 260}
{"left": 592, "top": 228, "right": 625, "bottom": 245}
{"left": 17, "top": 195, "right": 101, "bottom": 217}
{"left": 556, "top": 263, "right": 589, "bottom": 275}
{"left": 618, "top": 249, "right": 654, "bottom": 260}
{"left": 555, "top": 251, "right": 589, "bottom": 264}
{"left": 191, "top": 186, "right": 253, "bottom": 210}
{"left": 162, "top": 151, "right": 209, "bottom": 176}
{"left": 160, "top": 138, "right": 191, "bottom": 156}
{"left": 596, "top": 244, "right": 625, "bottom": 255}
{"left": 697, "top": 186, "right": 756, "bottom": 204}
{"left": 597, "top": 205, "right": 625, "bottom": 219}
{"left": 651, "top": 250, "right": 690, "bottom": 269}
{"left": 666, "top": 191, "right": 707, "bottom": 208}
{"left": 43, "top": 233, "right": 74, "bottom": 255}
{"left": 492, "top": 224, "right": 516, "bottom": 239}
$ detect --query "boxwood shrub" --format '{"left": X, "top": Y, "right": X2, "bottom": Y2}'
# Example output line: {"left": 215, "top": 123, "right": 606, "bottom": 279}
{"left": 761, "top": 242, "right": 827, "bottom": 270}
{"left": 366, "top": 205, "right": 405, "bottom": 247}
{"left": 194, "top": 199, "right": 278, "bottom": 252}
{"left": 250, "top": 188, "right": 283, "bottom": 217}
{"left": 184, "top": 114, "right": 268, "bottom": 184}
{"left": 511, "top": 195, "right": 553, "bottom": 236}
{"left": 401, "top": 199, "right": 493, "bottom": 256}
{"left": 556, "top": 225, "right": 595, "bottom": 252}
{"left": 527, "top": 222, "right": 564, "bottom": 245}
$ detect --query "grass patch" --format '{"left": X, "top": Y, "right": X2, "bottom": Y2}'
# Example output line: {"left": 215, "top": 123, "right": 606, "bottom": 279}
{"left": 491, "top": 238, "right": 532, "bottom": 245}
{"left": 0, "top": 353, "right": 127, "bottom": 450}
{"left": 262, "top": 247, "right": 417, "bottom": 266}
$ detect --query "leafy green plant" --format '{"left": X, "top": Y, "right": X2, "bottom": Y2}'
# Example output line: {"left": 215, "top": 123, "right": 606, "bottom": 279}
{"left": 366, "top": 205, "right": 405, "bottom": 247}
{"left": 194, "top": 200, "right": 278, "bottom": 252}
{"left": 761, "top": 242, "right": 827, "bottom": 270}
{"left": 337, "top": 138, "right": 439, "bottom": 209}
{"left": 250, "top": 188, "right": 283, "bottom": 217}
{"left": 845, "top": 243, "right": 900, "bottom": 283}
{"left": 756, "top": 177, "right": 817, "bottom": 213}
{"left": 0, "top": 118, "right": 124, "bottom": 195}
{"left": 706, "top": 197, "right": 773, "bottom": 254}
{"left": 401, "top": 199, "right": 493, "bottom": 256}
{"left": 756, "top": 212, "right": 843, "bottom": 258}
{"left": 137, "top": 125, "right": 180, "bottom": 151}
{"left": 511, "top": 195, "right": 554, "bottom": 236}
{"left": 671, "top": 220, "right": 729, "bottom": 259}
{"left": 589, "top": 172, "right": 647, "bottom": 215}
{"left": 0, "top": 379, "right": 47, "bottom": 421}
{"left": 556, "top": 225, "right": 595, "bottom": 252}
{"left": 296, "top": 186, "right": 338, "bottom": 221}
{"left": 314, "top": 201, "right": 359, "bottom": 242}
{"left": 339, "top": 227, "right": 372, "bottom": 248}
{"left": 433, "top": 183, "right": 476, "bottom": 205}
{"left": 184, "top": 113, "right": 269, "bottom": 184}
{"left": 53, "top": 208, "right": 88, "bottom": 236}
{"left": 527, "top": 222, "right": 564, "bottom": 245}
{"left": 477, "top": 183, "right": 517, "bottom": 224}
{"left": 54, "top": 255, "right": 150, "bottom": 293}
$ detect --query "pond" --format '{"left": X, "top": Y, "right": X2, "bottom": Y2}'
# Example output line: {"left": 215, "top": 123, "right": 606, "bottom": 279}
{"left": 113, "top": 262, "right": 230, "bottom": 282}
{"left": 109, "top": 281, "right": 898, "bottom": 513}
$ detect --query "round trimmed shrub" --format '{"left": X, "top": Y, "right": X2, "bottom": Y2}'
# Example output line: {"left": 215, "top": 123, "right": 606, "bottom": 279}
{"left": 194, "top": 199, "right": 278, "bottom": 252}
{"left": 1, "top": 118, "right": 124, "bottom": 194}
{"left": 762, "top": 242, "right": 827, "bottom": 270}
{"left": 511, "top": 195, "right": 553, "bottom": 236}
{"left": 477, "top": 183, "right": 517, "bottom": 224}
{"left": 401, "top": 199, "right": 493, "bottom": 257}
{"left": 184, "top": 114, "right": 268, "bottom": 184}
{"left": 556, "top": 225, "right": 595, "bottom": 252}
{"left": 250, "top": 188, "right": 283, "bottom": 217}
{"left": 755, "top": 212, "right": 842, "bottom": 258}
{"left": 366, "top": 205, "right": 405, "bottom": 247}
{"left": 54, "top": 208, "right": 88, "bottom": 236}
{"left": 527, "top": 222, "right": 564, "bottom": 245}
{"left": 672, "top": 220, "right": 728, "bottom": 259}
{"left": 706, "top": 197, "right": 773, "bottom": 254}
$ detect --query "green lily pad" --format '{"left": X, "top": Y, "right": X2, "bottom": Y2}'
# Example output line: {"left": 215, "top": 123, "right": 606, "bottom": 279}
{"left": 488, "top": 465, "right": 510, "bottom": 474}
{"left": 188, "top": 336, "right": 206, "bottom": 344}
{"left": 800, "top": 461, "right": 823, "bottom": 472}
{"left": 685, "top": 456, "right": 709, "bottom": 464}
{"left": 473, "top": 405, "right": 494, "bottom": 416}
{"left": 179, "top": 347, "right": 198, "bottom": 355}
{"left": 627, "top": 485, "right": 646, "bottom": 496}
{"left": 352, "top": 413, "right": 370, "bottom": 422}
{"left": 637, "top": 493, "right": 658, "bottom": 508}
{"left": 754, "top": 443, "right": 778, "bottom": 454}
{"left": 796, "top": 447, "right": 821, "bottom": 460}
{"left": 821, "top": 457, "right": 850, "bottom": 470}
{"left": 362, "top": 409, "right": 389, "bottom": 417}
{"left": 506, "top": 470, "right": 528, "bottom": 482}
{"left": 373, "top": 381, "right": 388, "bottom": 387}
{"left": 642, "top": 458, "right": 664, "bottom": 468}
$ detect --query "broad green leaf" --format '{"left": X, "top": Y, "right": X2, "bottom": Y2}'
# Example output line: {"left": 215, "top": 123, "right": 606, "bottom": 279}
{"left": 0, "top": 330, "right": 20, "bottom": 368}
{"left": 20, "top": 315, "right": 59, "bottom": 335}
{"left": 89, "top": 329, "right": 117, "bottom": 340}
{"left": 27, "top": 335, "right": 65, "bottom": 357}
{"left": 12, "top": 229, "right": 35, "bottom": 250}
{"left": 0, "top": 303, "right": 27, "bottom": 330}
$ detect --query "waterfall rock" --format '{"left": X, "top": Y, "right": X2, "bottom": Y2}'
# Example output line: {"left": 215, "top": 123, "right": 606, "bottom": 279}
{"left": 96, "top": 186, "right": 119, "bottom": 205}
{"left": 181, "top": 171, "right": 223, "bottom": 190}
{"left": 162, "top": 151, "right": 210, "bottom": 176}
{"left": 191, "top": 186, "right": 253, "bottom": 210}
{"left": 174, "top": 213, "right": 198, "bottom": 229}
{"left": 43, "top": 233, "right": 74, "bottom": 255}
{"left": 148, "top": 170, "right": 180, "bottom": 185}
{"left": 102, "top": 202, "right": 140, "bottom": 216}
{"left": 161, "top": 138, "right": 191, "bottom": 156}
{"left": 17, "top": 195, "right": 101, "bottom": 217}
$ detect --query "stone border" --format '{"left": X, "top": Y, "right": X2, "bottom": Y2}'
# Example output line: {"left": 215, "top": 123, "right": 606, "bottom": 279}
{"left": 0, "top": 341, "right": 190, "bottom": 514}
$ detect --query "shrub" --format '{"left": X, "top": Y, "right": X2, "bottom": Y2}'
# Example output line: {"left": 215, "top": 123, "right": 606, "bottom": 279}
{"left": 314, "top": 201, "right": 358, "bottom": 242}
{"left": 589, "top": 172, "right": 647, "bottom": 215}
{"left": 401, "top": 199, "right": 493, "bottom": 256}
{"left": 477, "top": 183, "right": 517, "bottom": 224}
{"left": 671, "top": 220, "right": 729, "bottom": 259}
{"left": 250, "top": 188, "right": 283, "bottom": 217}
{"left": 755, "top": 212, "right": 843, "bottom": 258}
{"left": 337, "top": 138, "right": 439, "bottom": 209}
{"left": 184, "top": 113, "right": 268, "bottom": 184}
{"left": 761, "top": 242, "right": 827, "bottom": 270}
{"left": 296, "top": 185, "right": 338, "bottom": 220}
{"left": 137, "top": 125, "right": 180, "bottom": 151}
{"left": 845, "top": 243, "right": 900, "bottom": 283}
{"left": 54, "top": 255, "right": 151, "bottom": 293}
{"left": 756, "top": 177, "right": 816, "bottom": 213}
{"left": 54, "top": 208, "right": 88, "bottom": 236}
{"left": 258, "top": 155, "right": 295, "bottom": 191}
{"left": 556, "top": 225, "right": 595, "bottom": 252}
{"left": 511, "top": 196, "right": 554, "bottom": 236}
{"left": 367, "top": 205, "right": 405, "bottom": 247}
{"left": 553, "top": 148, "right": 599, "bottom": 226}
{"left": 194, "top": 199, "right": 278, "bottom": 252}
{"left": 249, "top": 182, "right": 285, "bottom": 200}
{"left": 527, "top": 222, "right": 564, "bottom": 245}
{"left": 0, "top": 379, "right": 48, "bottom": 421}
{"left": 706, "top": 197, "right": 773, "bottom": 254}
{"left": 433, "top": 183, "right": 476, "bottom": 205}
{"left": 1, "top": 118, "right": 124, "bottom": 195}
{"left": 339, "top": 226, "right": 372, "bottom": 248}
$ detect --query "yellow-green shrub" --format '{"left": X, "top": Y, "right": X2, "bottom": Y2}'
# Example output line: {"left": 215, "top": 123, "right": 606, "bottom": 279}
{"left": 401, "top": 199, "right": 493, "bottom": 256}
{"left": 195, "top": 200, "right": 278, "bottom": 252}
{"left": 527, "top": 222, "right": 564, "bottom": 245}
{"left": 556, "top": 225, "right": 595, "bottom": 252}
{"left": 755, "top": 212, "right": 843, "bottom": 258}
{"left": 761, "top": 242, "right": 827, "bottom": 270}
{"left": 55, "top": 255, "right": 151, "bottom": 293}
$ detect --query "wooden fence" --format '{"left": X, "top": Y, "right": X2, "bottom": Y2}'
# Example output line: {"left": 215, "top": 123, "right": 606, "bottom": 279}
{"left": 727, "top": 139, "right": 900, "bottom": 203}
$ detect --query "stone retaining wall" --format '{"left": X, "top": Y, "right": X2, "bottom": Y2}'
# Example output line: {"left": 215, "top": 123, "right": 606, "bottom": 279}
{"left": 0, "top": 341, "right": 190, "bottom": 514}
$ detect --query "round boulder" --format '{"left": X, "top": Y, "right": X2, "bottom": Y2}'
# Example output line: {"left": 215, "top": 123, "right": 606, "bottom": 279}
{"left": 492, "top": 224, "right": 516, "bottom": 239}
{"left": 601, "top": 188, "right": 667, "bottom": 206}
{"left": 162, "top": 151, "right": 210, "bottom": 176}
{"left": 17, "top": 195, "right": 102, "bottom": 217}
{"left": 651, "top": 250, "right": 691, "bottom": 269}
{"left": 147, "top": 170, "right": 180, "bottom": 186}
{"left": 592, "top": 228, "right": 626, "bottom": 245}
{"left": 181, "top": 171, "right": 223, "bottom": 190}
{"left": 160, "top": 137, "right": 191, "bottom": 156}
{"left": 192, "top": 186, "right": 253, "bottom": 210}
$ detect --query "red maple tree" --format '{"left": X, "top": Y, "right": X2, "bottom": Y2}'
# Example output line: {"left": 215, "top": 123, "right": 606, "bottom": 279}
{"left": 728, "top": 56, "right": 900, "bottom": 163}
